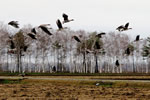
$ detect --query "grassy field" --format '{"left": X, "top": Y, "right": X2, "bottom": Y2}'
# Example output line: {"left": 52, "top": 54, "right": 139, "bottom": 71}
{"left": 1, "top": 72, "right": 150, "bottom": 99}
{"left": 0, "top": 76, "right": 150, "bottom": 99}
{"left": 1, "top": 72, "right": 150, "bottom": 76}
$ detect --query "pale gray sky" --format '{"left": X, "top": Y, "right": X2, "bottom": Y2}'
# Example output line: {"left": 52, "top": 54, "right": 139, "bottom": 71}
{"left": 0, "top": 0, "right": 150, "bottom": 39}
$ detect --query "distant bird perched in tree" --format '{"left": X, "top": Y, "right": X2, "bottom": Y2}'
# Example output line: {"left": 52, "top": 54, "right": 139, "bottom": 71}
{"left": 38, "top": 25, "right": 52, "bottom": 35}
{"left": 116, "top": 22, "right": 132, "bottom": 31}
{"left": 96, "top": 32, "right": 106, "bottom": 38}
{"left": 8, "top": 21, "right": 19, "bottom": 28}
{"left": 115, "top": 60, "right": 120, "bottom": 67}
{"left": 62, "top": 13, "right": 74, "bottom": 24}
{"left": 95, "top": 41, "right": 101, "bottom": 49}
{"left": 10, "top": 39, "right": 15, "bottom": 49}
{"left": 72, "top": 36, "right": 81, "bottom": 43}
{"left": 27, "top": 33, "right": 37, "bottom": 40}
{"left": 52, "top": 66, "right": 56, "bottom": 72}
{"left": 31, "top": 28, "right": 37, "bottom": 34}
{"left": 23, "top": 45, "right": 28, "bottom": 52}
{"left": 56, "top": 19, "right": 63, "bottom": 30}
{"left": 125, "top": 47, "right": 130, "bottom": 55}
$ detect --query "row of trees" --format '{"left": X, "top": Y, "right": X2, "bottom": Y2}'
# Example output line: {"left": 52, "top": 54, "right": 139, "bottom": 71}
{"left": 0, "top": 22, "right": 150, "bottom": 73}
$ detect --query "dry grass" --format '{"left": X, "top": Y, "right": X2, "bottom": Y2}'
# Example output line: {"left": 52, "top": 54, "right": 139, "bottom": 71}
{"left": 0, "top": 76, "right": 150, "bottom": 99}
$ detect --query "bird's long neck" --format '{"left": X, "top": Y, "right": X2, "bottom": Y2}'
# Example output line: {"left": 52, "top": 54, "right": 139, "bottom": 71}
{"left": 128, "top": 28, "right": 132, "bottom": 30}
{"left": 69, "top": 19, "right": 74, "bottom": 21}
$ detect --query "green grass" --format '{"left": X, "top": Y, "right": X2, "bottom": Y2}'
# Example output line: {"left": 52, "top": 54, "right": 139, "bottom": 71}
{"left": 0, "top": 79, "right": 22, "bottom": 84}
{"left": 94, "top": 81, "right": 113, "bottom": 87}
{"left": 0, "top": 72, "right": 20, "bottom": 76}
{"left": 1, "top": 72, "right": 150, "bottom": 76}
{"left": 25, "top": 72, "right": 150, "bottom": 76}
{"left": 1, "top": 77, "right": 150, "bottom": 89}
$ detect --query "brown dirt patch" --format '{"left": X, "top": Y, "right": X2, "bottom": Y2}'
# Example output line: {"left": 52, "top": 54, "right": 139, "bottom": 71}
{"left": 0, "top": 78, "right": 150, "bottom": 100}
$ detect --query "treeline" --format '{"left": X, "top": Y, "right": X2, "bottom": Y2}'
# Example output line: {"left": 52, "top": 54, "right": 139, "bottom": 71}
{"left": 0, "top": 22, "right": 149, "bottom": 73}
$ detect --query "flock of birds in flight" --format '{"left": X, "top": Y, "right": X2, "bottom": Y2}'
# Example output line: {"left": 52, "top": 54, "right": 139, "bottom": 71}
{"left": 7, "top": 13, "right": 142, "bottom": 68}
{"left": 8, "top": 13, "right": 74, "bottom": 40}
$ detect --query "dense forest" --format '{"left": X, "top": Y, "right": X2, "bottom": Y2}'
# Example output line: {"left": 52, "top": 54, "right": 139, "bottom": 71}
{"left": 0, "top": 21, "right": 150, "bottom": 73}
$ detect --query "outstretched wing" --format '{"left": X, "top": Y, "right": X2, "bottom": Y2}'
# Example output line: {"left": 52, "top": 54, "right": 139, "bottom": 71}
{"left": 56, "top": 19, "right": 63, "bottom": 29}
{"left": 40, "top": 26, "right": 52, "bottom": 35}
{"left": 135, "top": 35, "right": 140, "bottom": 41}
{"left": 31, "top": 28, "right": 36, "bottom": 34}
{"left": 125, "top": 22, "right": 129, "bottom": 28}
{"left": 73, "top": 36, "right": 81, "bottom": 42}
{"left": 96, "top": 32, "right": 106, "bottom": 38}
{"left": 28, "top": 33, "right": 37, "bottom": 40}
{"left": 8, "top": 21, "right": 19, "bottom": 28}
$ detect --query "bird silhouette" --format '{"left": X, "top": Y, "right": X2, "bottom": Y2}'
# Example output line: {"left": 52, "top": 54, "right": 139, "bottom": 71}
{"left": 135, "top": 35, "right": 140, "bottom": 41}
{"left": 96, "top": 83, "right": 100, "bottom": 86}
{"left": 125, "top": 47, "right": 130, "bottom": 55}
{"left": 10, "top": 40, "right": 16, "bottom": 49}
{"left": 31, "top": 28, "right": 37, "bottom": 34}
{"left": 116, "top": 25, "right": 124, "bottom": 31}
{"left": 116, "top": 22, "right": 132, "bottom": 31}
{"left": 27, "top": 33, "right": 37, "bottom": 40}
{"left": 8, "top": 21, "right": 19, "bottom": 28}
{"left": 38, "top": 25, "right": 52, "bottom": 35}
{"left": 72, "top": 36, "right": 81, "bottom": 42}
{"left": 62, "top": 13, "right": 74, "bottom": 24}
{"left": 123, "top": 22, "right": 132, "bottom": 31}
{"left": 56, "top": 19, "right": 63, "bottom": 30}
{"left": 96, "top": 32, "right": 106, "bottom": 38}
{"left": 52, "top": 66, "right": 56, "bottom": 72}
{"left": 95, "top": 41, "right": 101, "bottom": 49}
{"left": 115, "top": 60, "right": 120, "bottom": 67}
{"left": 23, "top": 45, "right": 28, "bottom": 52}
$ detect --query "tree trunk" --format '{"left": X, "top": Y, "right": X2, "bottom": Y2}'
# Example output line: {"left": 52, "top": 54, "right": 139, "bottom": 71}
{"left": 94, "top": 53, "right": 98, "bottom": 73}
{"left": 57, "top": 49, "right": 59, "bottom": 72}
{"left": 16, "top": 49, "right": 22, "bottom": 73}
{"left": 83, "top": 53, "right": 86, "bottom": 73}
{"left": 42, "top": 49, "right": 45, "bottom": 73}
{"left": 6, "top": 48, "right": 9, "bottom": 72}
{"left": 132, "top": 54, "right": 135, "bottom": 73}
{"left": 19, "top": 51, "right": 22, "bottom": 73}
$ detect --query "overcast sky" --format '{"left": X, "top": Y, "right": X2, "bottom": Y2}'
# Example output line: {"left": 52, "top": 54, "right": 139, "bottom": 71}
{"left": 0, "top": 0, "right": 150, "bottom": 39}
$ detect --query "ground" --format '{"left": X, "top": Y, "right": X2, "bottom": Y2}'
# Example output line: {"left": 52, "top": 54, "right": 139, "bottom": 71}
{"left": 0, "top": 76, "right": 150, "bottom": 100}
